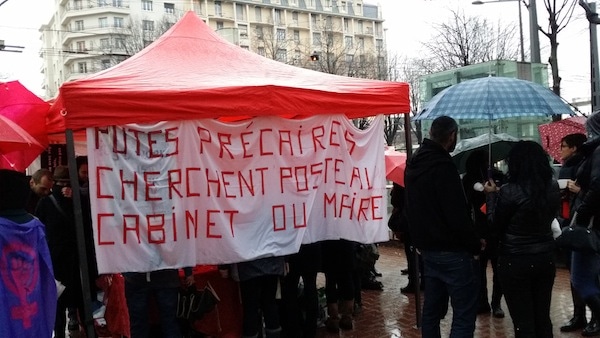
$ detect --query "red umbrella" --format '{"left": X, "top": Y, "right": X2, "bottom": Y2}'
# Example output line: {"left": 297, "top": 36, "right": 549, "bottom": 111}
{"left": 385, "top": 148, "right": 407, "bottom": 186}
{"left": 0, "top": 115, "right": 44, "bottom": 171}
{"left": 538, "top": 116, "right": 587, "bottom": 163}
{"left": 0, "top": 81, "right": 50, "bottom": 148}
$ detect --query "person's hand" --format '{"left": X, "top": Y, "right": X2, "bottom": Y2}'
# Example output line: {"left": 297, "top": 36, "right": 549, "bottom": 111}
{"left": 567, "top": 180, "right": 581, "bottom": 194}
{"left": 184, "top": 275, "right": 195, "bottom": 287}
{"left": 61, "top": 187, "right": 73, "bottom": 198}
{"left": 483, "top": 179, "right": 498, "bottom": 194}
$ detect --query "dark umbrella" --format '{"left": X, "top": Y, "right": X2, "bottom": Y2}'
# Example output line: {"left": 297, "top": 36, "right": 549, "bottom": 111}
{"left": 451, "top": 133, "right": 520, "bottom": 174}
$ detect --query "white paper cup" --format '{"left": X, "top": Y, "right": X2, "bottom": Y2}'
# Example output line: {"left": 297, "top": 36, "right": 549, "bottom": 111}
{"left": 558, "top": 179, "right": 568, "bottom": 189}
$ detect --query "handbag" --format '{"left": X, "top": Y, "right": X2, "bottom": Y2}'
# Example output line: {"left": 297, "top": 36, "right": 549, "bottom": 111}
{"left": 556, "top": 212, "right": 598, "bottom": 253}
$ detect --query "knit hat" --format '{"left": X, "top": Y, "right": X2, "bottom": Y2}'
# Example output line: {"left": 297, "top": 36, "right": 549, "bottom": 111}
{"left": 586, "top": 110, "right": 600, "bottom": 139}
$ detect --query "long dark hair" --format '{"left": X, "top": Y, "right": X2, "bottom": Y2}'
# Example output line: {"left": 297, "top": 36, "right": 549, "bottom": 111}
{"left": 505, "top": 141, "right": 553, "bottom": 206}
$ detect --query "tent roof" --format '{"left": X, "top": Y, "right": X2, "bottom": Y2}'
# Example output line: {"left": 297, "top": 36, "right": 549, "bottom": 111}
{"left": 52, "top": 11, "right": 409, "bottom": 131}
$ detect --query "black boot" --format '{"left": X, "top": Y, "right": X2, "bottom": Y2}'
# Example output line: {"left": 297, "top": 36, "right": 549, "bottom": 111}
{"left": 584, "top": 295, "right": 600, "bottom": 337}
{"left": 583, "top": 314, "right": 600, "bottom": 337}
{"left": 561, "top": 286, "right": 587, "bottom": 332}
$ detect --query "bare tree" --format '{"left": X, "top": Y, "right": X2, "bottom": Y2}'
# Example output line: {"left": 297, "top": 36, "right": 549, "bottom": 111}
{"left": 422, "top": 9, "right": 520, "bottom": 72}
{"left": 113, "top": 15, "right": 178, "bottom": 58}
{"left": 539, "top": 0, "right": 578, "bottom": 98}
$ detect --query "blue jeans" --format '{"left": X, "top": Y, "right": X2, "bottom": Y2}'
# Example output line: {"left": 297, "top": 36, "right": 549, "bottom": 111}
{"left": 420, "top": 251, "right": 479, "bottom": 338}
{"left": 125, "top": 282, "right": 181, "bottom": 338}
{"left": 571, "top": 251, "right": 600, "bottom": 300}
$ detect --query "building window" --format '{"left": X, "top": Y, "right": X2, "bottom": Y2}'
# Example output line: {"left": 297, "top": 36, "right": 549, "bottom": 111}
{"left": 115, "top": 38, "right": 125, "bottom": 48}
{"left": 325, "top": 16, "right": 332, "bottom": 28}
{"left": 274, "top": 9, "right": 282, "bottom": 25}
{"left": 255, "top": 7, "right": 262, "bottom": 22}
{"left": 311, "top": 15, "right": 317, "bottom": 29}
{"left": 76, "top": 41, "right": 86, "bottom": 52}
{"left": 236, "top": 4, "right": 245, "bottom": 21}
{"left": 216, "top": 21, "right": 224, "bottom": 30}
{"left": 276, "top": 49, "right": 287, "bottom": 62}
{"left": 99, "top": 0, "right": 109, "bottom": 7}
{"left": 341, "top": 1, "right": 347, "bottom": 12}
{"left": 344, "top": 20, "right": 349, "bottom": 32}
{"left": 99, "top": 17, "right": 108, "bottom": 28}
{"left": 258, "top": 47, "right": 265, "bottom": 57}
{"left": 215, "top": 1, "right": 222, "bottom": 16}
{"left": 326, "top": 33, "right": 333, "bottom": 45}
{"left": 142, "top": 0, "right": 152, "bottom": 11}
{"left": 293, "top": 30, "right": 299, "bottom": 43}
{"left": 376, "top": 39, "right": 384, "bottom": 52}
{"left": 164, "top": 3, "right": 174, "bottom": 14}
{"left": 345, "top": 54, "right": 353, "bottom": 64}
{"left": 290, "top": 0, "right": 298, "bottom": 5}
{"left": 78, "top": 62, "right": 87, "bottom": 73}
{"left": 100, "top": 38, "right": 110, "bottom": 48}
{"left": 75, "top": 20, "right": 84, "bottom": 31}
{"left": 113, "top": 0, "right": 123, "bottom": 7}
{"left": 312, "top": 32, "right": 321, "bottom": 46}
{"left": 73, "top": 0, "right": 83, "bottom": 10}
{"left": 292, "top": 12, "right": 298, "bottom": 25}
{"left": 114, "top": 17, "right": 124, "bottom": 28}
{"left": 356, "top": 3, "right": 362, "bottom": 15}
{"left": 358, "top": 20, "right": 363, "bottom": 33}
{"left": 238, "top": 24, "right": 248, "bottom": 37}
{"left": 241, "top": 46, "right": 249, "bottom": 50}
{"left": 323, "top": 0, "right": 331, "bottom": 8}
{"left": 101, "top": 59, "right": 111, "bottom": 69}
{"left": 306, "top": 0, "right": 314, "bottom": 8}
{"left": 142, "top": 20, "right": 154, "bottom": 31}
{"left": 276, "top": 29, "right": 285, "bottom": 41}
{"left": 345, "top": 36, "right": 353, "bottom": 49}
{"left": 357, "top": 37, "right": 364, "bottom": 50}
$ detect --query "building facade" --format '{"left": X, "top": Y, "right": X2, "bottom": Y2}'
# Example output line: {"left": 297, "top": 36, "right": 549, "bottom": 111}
{"left": 40, "top": 0, "right": 385, "bottom": 98}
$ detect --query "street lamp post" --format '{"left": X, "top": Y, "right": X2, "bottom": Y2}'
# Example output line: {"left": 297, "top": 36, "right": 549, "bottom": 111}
{"left": 472, "top": 0, "right": 540, "bottom": 65}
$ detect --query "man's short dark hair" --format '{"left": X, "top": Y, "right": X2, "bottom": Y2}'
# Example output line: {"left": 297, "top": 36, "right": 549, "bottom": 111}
{"left": 561, "top": 133, "right": 587, "bottom": 149}
{"left": 31, "top": 168, "right": 52, "bottom": 184}
{"left": 429, "top": 116, "right": 458, "bottom": 144}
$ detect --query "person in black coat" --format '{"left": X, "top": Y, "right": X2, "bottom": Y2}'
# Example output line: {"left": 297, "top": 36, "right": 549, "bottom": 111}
{"left": 570, "top": 111, "right": 600, "bottom": 337}
{"left": 485, "top": 141, "right": 560, "bottom": 337}
{"left": 462, "top": 150, "right": 505, "bottom": 318}
{"left": 556, "top": 133, "right": 595, "bottom": 334}
{"left": 34, "top": 166, "right": 84, "bottom": 338}
{"left": 405, "top": 116, "right": 481, "bottom": 337}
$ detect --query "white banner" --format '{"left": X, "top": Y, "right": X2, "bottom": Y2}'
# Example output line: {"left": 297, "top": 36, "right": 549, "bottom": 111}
{"left": 87, "top": 114, "right": 388, "bottom": 273}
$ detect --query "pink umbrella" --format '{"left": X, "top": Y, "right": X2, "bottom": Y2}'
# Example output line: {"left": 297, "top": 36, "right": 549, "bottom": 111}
{"left": 538, "top": 116, "right": 587, "bottom": 163}
{"left": 385, "top": 148, "right": 407, "bottom": 186}
{"left": 0, "top": 115, "right": 44, "bottom": 171}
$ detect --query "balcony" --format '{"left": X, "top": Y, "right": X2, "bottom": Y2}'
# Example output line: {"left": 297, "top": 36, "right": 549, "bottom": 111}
{"left": 355, "top": 27, "right": 373, "bottom": 37}
{"left": 61, "top": 2, "right": 130, "bottom": 26}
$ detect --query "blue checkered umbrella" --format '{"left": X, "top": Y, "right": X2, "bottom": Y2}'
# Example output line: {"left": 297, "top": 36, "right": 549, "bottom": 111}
{"left": 415, "top": 77, "right": 574, "bottom": 120}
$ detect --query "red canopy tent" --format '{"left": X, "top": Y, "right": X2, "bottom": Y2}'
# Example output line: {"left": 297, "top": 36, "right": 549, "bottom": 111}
{"left": 47, "top": 12, "right": 410, "bottom": 338}
{"left": 48, "top": 11, "right": 409, "bottom": 131}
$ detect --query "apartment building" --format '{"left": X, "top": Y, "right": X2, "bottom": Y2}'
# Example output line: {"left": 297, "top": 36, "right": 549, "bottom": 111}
{"left": 40, "top": 0, "right": 385, "bottom": 98}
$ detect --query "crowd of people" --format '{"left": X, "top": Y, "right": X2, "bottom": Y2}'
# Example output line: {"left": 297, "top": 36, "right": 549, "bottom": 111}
{"left": 2, "top": 111, "right": 600, "bottom": 338}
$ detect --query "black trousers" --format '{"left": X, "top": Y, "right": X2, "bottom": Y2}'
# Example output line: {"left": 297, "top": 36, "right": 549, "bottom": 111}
{"left": 498, "top": 252, "right": 555, "bottom": 338}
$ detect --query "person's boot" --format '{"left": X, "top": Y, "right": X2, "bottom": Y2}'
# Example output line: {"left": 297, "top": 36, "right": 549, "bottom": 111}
{"left": 325, "top": 302, "right": 340, "bottom": 333}
{"left": 584, "top": 296, "right": 600, "bottom": 337}
{"left": 339, "top": 299, "right": 354, "bottom": 331}
{"left": 583, "top": 313, "right": 600, "bottom": 337}
{"left": 561, "top": 290, "right": 587, "bottom": 332}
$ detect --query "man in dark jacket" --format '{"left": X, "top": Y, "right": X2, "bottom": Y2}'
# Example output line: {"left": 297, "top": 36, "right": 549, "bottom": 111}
{"left": 405, "top": 116, "right": 481, "bottom": 338}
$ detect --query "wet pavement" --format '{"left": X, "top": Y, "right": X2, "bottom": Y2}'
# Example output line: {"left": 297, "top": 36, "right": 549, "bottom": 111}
{"left": 316, "top": 240, "right": 584, "bottom": 338}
